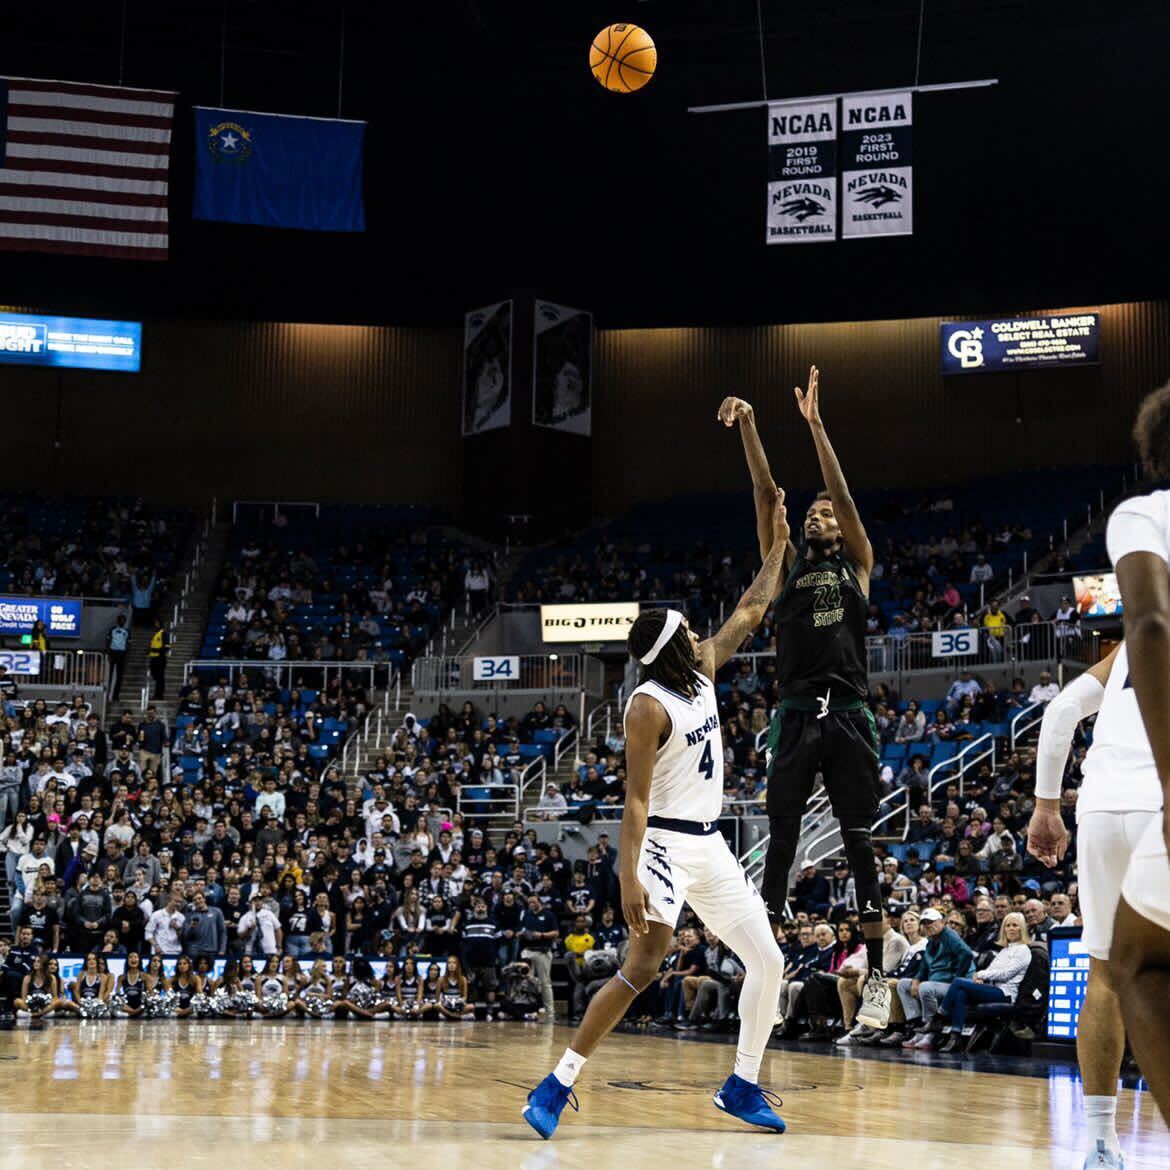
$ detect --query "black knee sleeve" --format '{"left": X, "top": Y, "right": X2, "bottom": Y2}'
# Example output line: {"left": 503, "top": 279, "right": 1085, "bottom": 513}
{"left": 843, "top": 826, "right": 883, "bottom": 922}
{"left": 762, "top": 816, "right": 802, "bottom": 920}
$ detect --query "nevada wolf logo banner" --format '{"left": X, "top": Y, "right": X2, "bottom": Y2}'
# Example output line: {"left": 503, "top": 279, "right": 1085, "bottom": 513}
{"left": 766, "top": 99, "right": 837, "bottom": 244}
{"left": 841, "top": 92, "right": 912, "bottom": 238}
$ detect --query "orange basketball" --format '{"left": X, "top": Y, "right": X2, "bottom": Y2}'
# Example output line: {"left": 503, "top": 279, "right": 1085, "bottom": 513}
{"left": 589, "top": 23, "right": 657, "bottom": 94}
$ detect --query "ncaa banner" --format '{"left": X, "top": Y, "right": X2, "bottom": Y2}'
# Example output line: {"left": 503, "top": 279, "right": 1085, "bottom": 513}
{"left": 766, "top": 99, "right": 837, "bottom": 244}
{"left": 462, "top": 301, "right": 513, "bottom": 436}
{"left": 532, "top": 301, "right": 593, "bottom": 436}
{"left": 841, "top": 92, "right": 913, "bottom": 238}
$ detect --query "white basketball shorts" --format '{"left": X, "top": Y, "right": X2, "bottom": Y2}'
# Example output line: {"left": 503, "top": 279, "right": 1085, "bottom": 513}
{"left": 1078, "top": 810, "right": 1161, "bottom": 960}
{"left": 1120, "top": 813, "right": 1170, "bottom": 937}
{"left": 636, "top": 827, "right": 766, "bottom": 936}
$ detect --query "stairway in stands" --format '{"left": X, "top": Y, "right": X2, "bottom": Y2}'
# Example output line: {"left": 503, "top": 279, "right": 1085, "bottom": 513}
{"left": 121, "top": 517, "right": 231, "bottom": 727}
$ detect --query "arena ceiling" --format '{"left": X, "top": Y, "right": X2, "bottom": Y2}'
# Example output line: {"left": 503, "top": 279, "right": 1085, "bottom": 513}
{"left": 2, "top": 0, "right": 1167, "bottom": 329}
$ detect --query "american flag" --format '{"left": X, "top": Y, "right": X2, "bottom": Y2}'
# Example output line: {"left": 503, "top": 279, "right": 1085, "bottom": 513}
{"left": 0, "top": 76, "right": 175, "bottom": 261}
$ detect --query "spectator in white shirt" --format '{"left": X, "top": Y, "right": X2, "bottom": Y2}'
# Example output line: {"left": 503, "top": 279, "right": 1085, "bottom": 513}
{"left": 535, "top": 782, "right": 568, "bottom": 821}
{"left": 254, "top": 777, "right": 286, "bottom": 822}
{"left": 239, "top": 895, "right": 282, "bottom": 956}
{"left": 1028, "top": 671, "right": 1061, "bottom": 706}
{"left": 969, "top": 554, "right": 994, "bottom": 584}
{"left": 145, "top": 894, "right": 186, "bottom": 955}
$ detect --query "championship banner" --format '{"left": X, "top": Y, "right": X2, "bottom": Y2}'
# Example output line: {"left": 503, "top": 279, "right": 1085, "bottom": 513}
{"left": 766, "top": 99, "right": 837, "bottom": 244}
{"left": 462, "top": 301, "right": 513, "bottom": 436}
{"left": 841, "top": 92, "right": 913, "bottom": 238}
{"left": 532, "top": 302, "right": 593, "bottom": 435}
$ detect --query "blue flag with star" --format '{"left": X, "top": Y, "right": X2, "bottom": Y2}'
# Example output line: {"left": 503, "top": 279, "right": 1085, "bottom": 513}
{"left": 192, "top": 107, "right": 365, "bottom": 232}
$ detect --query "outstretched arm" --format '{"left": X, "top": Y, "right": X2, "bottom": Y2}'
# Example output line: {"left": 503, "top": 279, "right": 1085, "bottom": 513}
{"left": 699, "top": 488, "right": 789, "bottom": 675}
{"left": 718, "top": 396, "right": 798, "bottom": 576}
{"left": 1026, "top": 646, "right": 1116, "bottom": 866}
{"left": 795, "top": 366, "right": 873, "bottom": 581}
{"left": 620, "top": 694, "right": 669, "bottom": 936}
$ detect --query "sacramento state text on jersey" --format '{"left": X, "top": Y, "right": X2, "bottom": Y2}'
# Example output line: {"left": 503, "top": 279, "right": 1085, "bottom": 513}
{"left": 794, "top": 565, "right": 850, "bottom": 627}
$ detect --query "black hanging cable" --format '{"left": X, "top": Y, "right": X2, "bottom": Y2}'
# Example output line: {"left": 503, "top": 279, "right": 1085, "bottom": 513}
{"left": 219, "top": 0, "right": 228, "bottom": 106}
{"left": 337, "top": 3, "right": 346, "bottom": 118}
{"left": 118, "top": 0, "right": 128, "bottom": 86}
{"left": 755, "top": 0, "right": 769, "bottom": 102}
{"left": 913, "top": 0, "right": 926, "bottom": 87}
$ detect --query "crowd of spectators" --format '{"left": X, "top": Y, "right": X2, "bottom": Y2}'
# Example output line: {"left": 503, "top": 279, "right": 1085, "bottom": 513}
{"left": 0, "top": 497, "right": 188, "bottom": 619}
{"left": 0, "top": 683, "right": 629, "bottom": 1026}
{"left": 200, "top": 520, "right": 492, "bottom": 673}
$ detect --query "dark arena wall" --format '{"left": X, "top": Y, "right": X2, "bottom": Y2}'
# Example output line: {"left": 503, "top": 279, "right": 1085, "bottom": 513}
{"left": 2, "top": 301, "right": 1167, "bottom": 516}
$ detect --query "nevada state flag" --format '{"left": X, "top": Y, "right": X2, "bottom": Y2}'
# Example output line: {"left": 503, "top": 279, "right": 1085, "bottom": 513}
{"left": 193, "top": 106, "right": 365, "bottom": 232}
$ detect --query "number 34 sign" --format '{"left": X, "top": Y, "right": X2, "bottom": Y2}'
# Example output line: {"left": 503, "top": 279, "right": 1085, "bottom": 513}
{"left": 473, "top": 656, "right": 520, "bottom": 682}
{"left": 931, "top": 629, "right": 979, "bottom": 658}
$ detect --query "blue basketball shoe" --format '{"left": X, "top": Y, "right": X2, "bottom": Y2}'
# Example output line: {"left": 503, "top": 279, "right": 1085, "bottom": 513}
{"left": 712, "top": 1074, "right": 786, "bottom": 1132}
{"left": 523, "top": 1073, "right": 579, "bottom": 1140}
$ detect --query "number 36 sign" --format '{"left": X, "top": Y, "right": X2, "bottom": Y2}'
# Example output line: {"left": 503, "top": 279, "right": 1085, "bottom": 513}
{"left": 473, "top": 656, "right": 520, "bottom": 682}
{"left": 931, "top": 629, "right": 978, "bottom": 658}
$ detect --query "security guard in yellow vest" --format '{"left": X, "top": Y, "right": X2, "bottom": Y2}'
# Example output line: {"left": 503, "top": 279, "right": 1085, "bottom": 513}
{"left": 149, "top": 621, "right": 169, "bottom": 700}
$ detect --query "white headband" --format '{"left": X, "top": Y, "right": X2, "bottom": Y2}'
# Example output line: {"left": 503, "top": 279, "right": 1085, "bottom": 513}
{"left": 640, "top": 610, "right": 684, "bottom": 665}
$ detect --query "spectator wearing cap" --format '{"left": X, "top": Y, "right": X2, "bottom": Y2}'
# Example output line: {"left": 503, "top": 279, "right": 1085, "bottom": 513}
{"left": 239, "top": 893, "right": 283, "bottom": 957}
{"left": 827, "top": 860, "right": 856, "bottom": 923}
{"left": 791, "top": 859, "right": 830, "bottom": 919}
{"left": 897, "top": 907, "right": 976, "bottom": 1048}
{"left": 535, "top": 782, "right": 567, "bottom": 821}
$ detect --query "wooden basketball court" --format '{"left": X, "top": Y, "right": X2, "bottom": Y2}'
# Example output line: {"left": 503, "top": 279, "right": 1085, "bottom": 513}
{"left": 1, "top": 1021, "right": 1165, "bottom": 1168}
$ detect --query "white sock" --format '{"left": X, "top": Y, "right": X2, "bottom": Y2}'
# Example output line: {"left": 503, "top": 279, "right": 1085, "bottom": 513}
{"left": 734, "top": 1050, "right": 762, "bottom": 1084}
{"left": 553, "top": 1048, "right": 586, "bottom": 1088}
{"left": 1084, "top": 1095, "right": 1119, "bottom": 1152}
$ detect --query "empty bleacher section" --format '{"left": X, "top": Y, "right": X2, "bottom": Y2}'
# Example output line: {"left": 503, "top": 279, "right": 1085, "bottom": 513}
{"left": 194, "top": 504, "right": 470, "bottom": 683}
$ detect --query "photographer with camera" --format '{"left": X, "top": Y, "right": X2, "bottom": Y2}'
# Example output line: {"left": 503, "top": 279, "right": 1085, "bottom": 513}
{"left": 497, "top": 959, "right": 543, "bottom": 1021}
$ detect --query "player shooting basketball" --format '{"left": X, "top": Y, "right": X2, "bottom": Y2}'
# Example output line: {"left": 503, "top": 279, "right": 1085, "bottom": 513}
{"left": 719, "top": 366, "right": 891, "bottom": 1034}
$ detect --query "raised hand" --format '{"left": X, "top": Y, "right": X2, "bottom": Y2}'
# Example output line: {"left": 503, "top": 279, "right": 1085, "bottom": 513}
{"left": 793, "top": 365, "right": 821, "bottom": 425}
{"left": 717, "top": 396, "right": 755, "bottom": 428}
{"left": 771, "top": 487, "right": 789, "bottom": 548}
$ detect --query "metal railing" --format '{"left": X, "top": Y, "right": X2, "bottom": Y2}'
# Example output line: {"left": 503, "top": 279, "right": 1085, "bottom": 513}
{"left": 1010, "top": 701, "right": 1044, "bottom": 750}
{"left": 554, "top": 727, "right": 578, "bottom": 770}
{"left": 8, "top": 649, "right": 109, "bottom": 690}
{"left": 183, "top": 659, "right": 387, "bottom": 692}
{"left": 587, "top": 699, "right": 620, "bottom": 745}
{"left": 727, "top": 620, "right": 1093, "bottom": 683}
{"left": 457, "top": 784, "right": 519, "bottom": 821}
{"left": 520, "top": 754, "right": 548, "bottom": 805}
{"left": 411, "top": 652, "right": 596, "bottom": 695}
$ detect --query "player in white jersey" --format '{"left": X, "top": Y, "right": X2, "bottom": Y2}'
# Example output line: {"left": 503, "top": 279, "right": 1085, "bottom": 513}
{"left": 1026, "top": 639, "right": 1161, "bottom": 1170}
{"left": 524, "top": 490, "right": 791, "bottom": 1140}
{"left": 1104, "top": 384, "right": 1170, "bottom": 1132}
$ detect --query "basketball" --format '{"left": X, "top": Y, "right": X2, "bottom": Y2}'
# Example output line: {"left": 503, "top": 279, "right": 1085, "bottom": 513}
{"left": 589, "top": 23, "right": 657, "bottom": 94}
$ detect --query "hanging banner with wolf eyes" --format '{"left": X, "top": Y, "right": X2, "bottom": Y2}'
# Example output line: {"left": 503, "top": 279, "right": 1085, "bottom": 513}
{"left": 841, "top": 91, "right": 912, "bottom": 238}
{"left": 532, "top": 302, "right": 593, "bottom": 436}
{"left": 766, "top": 99, "right": 837, "bottom": 244}
{"left": 463, "top": 301, "right": 513, "bottom": 436}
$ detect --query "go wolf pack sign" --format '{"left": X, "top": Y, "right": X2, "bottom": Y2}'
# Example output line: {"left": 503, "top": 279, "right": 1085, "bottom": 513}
{"left": 766, "top": 99, "right": 837, "bottom": 244}
{"left": 840, "top": 92, "right": 913, "bottom": 238}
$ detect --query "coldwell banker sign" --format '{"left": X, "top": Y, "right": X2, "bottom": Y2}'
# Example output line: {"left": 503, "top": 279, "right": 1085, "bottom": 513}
{"left": 540, "top": 603, "right": 639, "bottom": 643}
{"left": 0, "top": 597, "right": 83, "bottom": 638}
{"left": 941, "top": 314, "right": 1100, "bottom": 375}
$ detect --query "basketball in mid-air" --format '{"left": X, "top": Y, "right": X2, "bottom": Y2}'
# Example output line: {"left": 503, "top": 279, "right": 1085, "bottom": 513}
{"left": 589, "top": 24, "right": 656, "bottom": 94}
